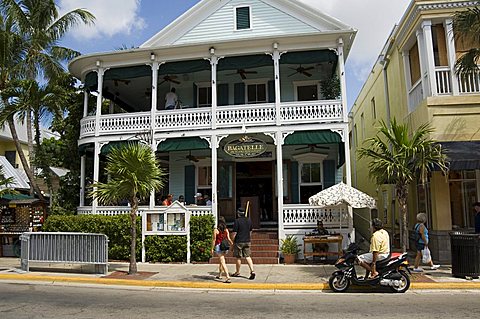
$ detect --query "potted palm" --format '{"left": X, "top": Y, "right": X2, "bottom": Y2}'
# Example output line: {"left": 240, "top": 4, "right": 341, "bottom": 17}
{"left": 280, "top": 235, "right": 300, "bottom": 264}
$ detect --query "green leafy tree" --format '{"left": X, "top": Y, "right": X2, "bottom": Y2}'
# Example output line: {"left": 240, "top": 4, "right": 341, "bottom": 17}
{"left": 90, "top": 143, "right": 165, "bottom": 274}
{"left": 0, "top": 0, "right": 94, "bottom": 197}
{"left": 0, "top": 165, "right": 18, "bottom": 197}
{"left": 453, "top": 6, "right": 480, "bottom": 74}
{"left": 358, "top": 118, "right": 448, "bottom": 252}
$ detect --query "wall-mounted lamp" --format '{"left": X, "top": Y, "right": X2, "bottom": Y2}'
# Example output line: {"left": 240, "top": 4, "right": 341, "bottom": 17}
{"left": 150, "top": 53, "right": 155, "bottom": 61}
{"left": 273, "top": 42, "right": 278, "bottom": 50}
{"left": 209, "top": 47, "right": 215, "bottom": 55}
{"left": 96, "top": 60, "right": 101, "bottom": 67}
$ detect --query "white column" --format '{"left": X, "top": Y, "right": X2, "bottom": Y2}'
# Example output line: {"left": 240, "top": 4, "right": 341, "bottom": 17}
{"left": 337, "top": 39, "right": 348, "bottom": 123}
{"left": 211, "top": 135, "right": 218, "bottom": 221}
{"left": 416, "top": 30, "right": 428, "bottom": 98}
{"left": 80, "top": 155, "right": 86, "bottom": 206}
{"left": 210, "top": 55, "right": 218, "bottom": 129}
{"left": 83, "top": 90, "right": 89, "bottom": 118}
{"left": 342, "top": 127, "right": 352, "bottom": 186}
{"left": 276, "top": 131, "right": 285, "bottom": 239}
{"left": 150, "top": 61, "right": 159, "bottom": 209}
{"left": 444, "top": 18, "right": 460, "bottom": 95}
{"left": 92, "top": 141, "right": 101, "bottom": 213}
{"left": 422, "top": 21, "right": 437, "bottom": 96}
{"left": 94, "top": 66, "right": 105, "bottom": 137}
{"left": 272, "top": 44, "right": 282, "bottom": 126}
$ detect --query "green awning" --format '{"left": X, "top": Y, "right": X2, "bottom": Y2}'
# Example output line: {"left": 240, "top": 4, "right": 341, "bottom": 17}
{"left": 157, "top": 137, "right": 210, "bottom": 152}
{"left": 218, "top": 55, "right": 273, "bottom": 71}
{"left": 101, "top": 141, "right": 138, "bottom": 155}
{"left": 78, "top": 143, "right": 94, "bottom": 156}
{"left": 1, "top": 194, "right": 33, "bottom": 201}
{"left": 284, "top": 130, "right": 342, "bottom": 145}
{"left": 285, "top": 130, "right": 345, "bottom": 167}
{"left": 280, "top": 50, "right": 337, "bottom": 65}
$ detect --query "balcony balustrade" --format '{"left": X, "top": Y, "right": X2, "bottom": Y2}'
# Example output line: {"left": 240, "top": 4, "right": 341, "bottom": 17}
{"left": 79, "top": 100, "right": 344, "bottom": 139}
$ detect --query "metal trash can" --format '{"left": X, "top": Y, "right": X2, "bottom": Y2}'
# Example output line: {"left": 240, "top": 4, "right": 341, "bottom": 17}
{"left": 449, "top": 232, "right": 480, "bottom": 278}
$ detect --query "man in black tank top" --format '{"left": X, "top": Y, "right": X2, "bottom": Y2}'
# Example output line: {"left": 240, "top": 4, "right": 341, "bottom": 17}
{"left": 231, "top": 208, "right": 255, "bottom": 280}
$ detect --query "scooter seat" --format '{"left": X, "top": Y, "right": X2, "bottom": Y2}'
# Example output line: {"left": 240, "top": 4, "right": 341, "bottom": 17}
{"left": 375, "top": 255, "right": 392, "bottom": 269}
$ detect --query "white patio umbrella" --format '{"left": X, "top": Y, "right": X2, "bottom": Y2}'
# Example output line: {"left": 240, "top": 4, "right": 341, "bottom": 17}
{"left": 308, "top": 182, "right": 376, "bottom": 209}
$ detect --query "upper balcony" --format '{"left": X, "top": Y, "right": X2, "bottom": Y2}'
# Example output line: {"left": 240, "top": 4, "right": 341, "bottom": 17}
{"left": 78, "top": 49, "right": 347, "bottom": 141}
{"left": 80, "top": 100, "right": 343, "bottom": 139}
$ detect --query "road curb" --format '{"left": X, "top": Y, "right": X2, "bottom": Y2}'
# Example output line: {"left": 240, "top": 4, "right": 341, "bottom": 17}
{"left": 1, "top": 274, "right": 480, "bottom": 290}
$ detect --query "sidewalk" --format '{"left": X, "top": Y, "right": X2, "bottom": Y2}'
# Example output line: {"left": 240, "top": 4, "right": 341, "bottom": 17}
{"left": 1, "top": 257, "right": 480, "bottom": 291}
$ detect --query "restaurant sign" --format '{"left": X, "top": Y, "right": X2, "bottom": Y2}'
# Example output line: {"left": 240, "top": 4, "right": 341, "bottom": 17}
{"left": 224, "top": 136, "right": 267, "bottom": 158}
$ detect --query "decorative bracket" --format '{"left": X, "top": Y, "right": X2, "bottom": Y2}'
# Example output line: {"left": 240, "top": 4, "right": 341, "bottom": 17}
{"left": 281, "top": 131, "right": 294, "bottom": 145}
{"left": 200, "top": 136, "right": 212, "bottom": 149}
{"left": 264, "top": 132, "right": 277, "bottom": 145}
{"left": 331, "top": 128, "right": 345, "bottom": 142}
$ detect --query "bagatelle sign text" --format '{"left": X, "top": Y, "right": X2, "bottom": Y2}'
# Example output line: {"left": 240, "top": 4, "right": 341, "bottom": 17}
{"left": 224, "top": 136, "right": 267, "bottom": 158}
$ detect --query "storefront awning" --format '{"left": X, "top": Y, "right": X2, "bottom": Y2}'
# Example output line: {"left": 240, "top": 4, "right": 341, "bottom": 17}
{"left": 100, "top": 141, "right": 139, "bottom": 155}
{"left": 441, "top": 141, "right": 480, "bottom": 170}
{"left": 285, "top": 130, "right": 345, "bottom": 167}
{"left": 157, "top": 137, "right": 210, "bottom": 152}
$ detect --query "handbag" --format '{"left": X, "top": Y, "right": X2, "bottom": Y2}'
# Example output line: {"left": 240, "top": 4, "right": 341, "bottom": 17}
{"left": 220, "top": 237, "right": 230, "bottom": 251}
{"left": 422, "top": 247, "right": 431, "bottom": 264}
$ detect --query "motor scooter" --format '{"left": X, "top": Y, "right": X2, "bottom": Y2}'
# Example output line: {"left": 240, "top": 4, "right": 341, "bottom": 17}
{"left": 329, "top": 242, "right": 411, "bottom": 293}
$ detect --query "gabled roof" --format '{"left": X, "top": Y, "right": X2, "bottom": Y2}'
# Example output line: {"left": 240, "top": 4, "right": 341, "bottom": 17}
{"left": 141, "top": 0, "right": 354, "bottom": 48}
{"left": 0, "top": 156, "right": 29, "bottom": 190}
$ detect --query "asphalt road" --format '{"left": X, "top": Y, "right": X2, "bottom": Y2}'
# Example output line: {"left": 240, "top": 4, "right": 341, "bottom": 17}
{"left": 0, "top": 283, "right": 479, "bottom": 319}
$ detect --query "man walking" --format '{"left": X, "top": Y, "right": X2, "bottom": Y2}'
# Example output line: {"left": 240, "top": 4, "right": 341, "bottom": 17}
{"left": 231, "top": 208, "right": 255, "bottom": 280}
{"left": 474, "top": 202, "right": 480, "bottom": 233}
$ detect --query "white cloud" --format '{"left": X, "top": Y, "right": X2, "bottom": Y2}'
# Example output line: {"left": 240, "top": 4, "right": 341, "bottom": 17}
{"left": 299, "top": 0, "right": 411, "bottom": 81}
{"left": 58, "top": 0, "right": 146, "bottom": 40}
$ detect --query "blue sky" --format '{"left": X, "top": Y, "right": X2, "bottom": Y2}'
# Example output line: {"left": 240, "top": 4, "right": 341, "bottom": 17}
{"left": 58, "top": 0, "right": 411, "bottom": 109}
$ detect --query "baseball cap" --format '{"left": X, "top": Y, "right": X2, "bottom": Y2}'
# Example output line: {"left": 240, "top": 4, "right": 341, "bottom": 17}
{"left": 195, "top": 192, "right": 203, "bottom": 197}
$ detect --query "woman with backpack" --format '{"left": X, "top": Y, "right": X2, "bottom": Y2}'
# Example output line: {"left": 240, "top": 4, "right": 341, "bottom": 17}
{"left": 211, "top": 216, "right": 233, "bottom": 283}
{"left": 413, "top": 212, "right": 440, "bottom": 272}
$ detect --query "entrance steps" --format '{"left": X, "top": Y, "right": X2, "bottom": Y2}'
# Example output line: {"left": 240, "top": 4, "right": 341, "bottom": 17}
{"left": 209, "top": 230, "right": 279, "bottom": 264}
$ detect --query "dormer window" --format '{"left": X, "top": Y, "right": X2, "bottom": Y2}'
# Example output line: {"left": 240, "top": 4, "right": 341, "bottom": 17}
{"left": 235, "top": 6, "right": 251, "bottom": 30}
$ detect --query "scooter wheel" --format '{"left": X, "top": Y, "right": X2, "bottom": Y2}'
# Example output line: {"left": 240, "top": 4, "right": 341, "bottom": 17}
{"left": 389, "top": 270, "right": 410, "bottom": 293}
{"left": 329, "top": 272, "right": 350, "bottom": 292}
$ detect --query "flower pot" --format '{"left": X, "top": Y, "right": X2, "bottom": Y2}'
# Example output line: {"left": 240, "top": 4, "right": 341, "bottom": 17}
{"left": 283, "top": 253, "right": 296, "bottom": 264}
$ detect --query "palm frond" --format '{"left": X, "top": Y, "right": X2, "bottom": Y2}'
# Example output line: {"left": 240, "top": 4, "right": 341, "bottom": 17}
{"left": 48, "top": 9, "right": 95, "bottom": 41}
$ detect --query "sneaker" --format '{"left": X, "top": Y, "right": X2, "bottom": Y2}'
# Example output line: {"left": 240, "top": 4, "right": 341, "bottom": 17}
{"left": 430, "top": 264, "right": 440, "bottom": 270}
{"left": 249, "top": 272, "right": 256, "bottom": 280}
{"left": 412, "top": 267, "right": 424, "bottom": 272}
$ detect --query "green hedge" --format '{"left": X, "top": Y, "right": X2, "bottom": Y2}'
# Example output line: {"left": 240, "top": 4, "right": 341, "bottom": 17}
{"left": 43, "top": 214, "right": 214, "bottom": 263}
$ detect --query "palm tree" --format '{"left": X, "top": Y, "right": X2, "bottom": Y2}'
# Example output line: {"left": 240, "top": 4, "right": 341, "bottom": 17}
{"left": 0, "top": 165, "right": 18, "bottom": 198}
{"left": 90, "top": 143, "right": 165, "bottom": 274}
{"left": 0, "top": 0, "right": 94, "bottom": 197}
{"left": 358, "top": 118, "right": 448, "bottom": 252}
{"left": 453, "top": 6, "right": 480, "bottom": 74}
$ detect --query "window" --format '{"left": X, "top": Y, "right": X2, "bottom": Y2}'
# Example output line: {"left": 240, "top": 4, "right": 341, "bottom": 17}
{"left": 235, "top": 6, "right": 251, "bottom": 30}
{"left": 198, "top": 86, "right": 212, "bottom": 107}
{"left": 300, "top": 163, "right": 322, "bottom": 204}
{"left": 5, "top": 151, "right": 16, "bottom": 167}
{"left": 354, "top": 124, "right": 358, "bottom": 147}
{"left": 360, "top": 113, "right": 365, "bottom": 141}
{"left": 432, "top": 24, "right": 448, "bottom": 67}
{"left": 297, "top": 85, "right": 318, "bottom": 101}
{"left": 371, "top": 97, "right": 376, "bottom": 119}
{"left": 449, "top": 170, "right": 478, "bottom": 228}
{"left": 409, "top": 42, "right": 421, "bottom": 85}
{"left": 247, "top": 83, "right": 266, "bottom": 104}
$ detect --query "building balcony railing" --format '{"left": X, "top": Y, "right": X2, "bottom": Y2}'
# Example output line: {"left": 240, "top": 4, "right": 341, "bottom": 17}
{"left": 80, "top": 100, "right": 343, "bottom": 139}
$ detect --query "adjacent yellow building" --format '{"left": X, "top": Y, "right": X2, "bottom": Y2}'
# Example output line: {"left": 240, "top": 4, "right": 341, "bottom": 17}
{"left": 350, "top": 0, "right": 480, "bottom": 263}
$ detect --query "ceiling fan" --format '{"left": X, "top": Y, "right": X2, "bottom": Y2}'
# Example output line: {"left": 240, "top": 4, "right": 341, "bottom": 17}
{"left": 159, "top": 75, "right": 180, "bottom": 85}
{"left": 288, "top": 65, "right": 315, "bottom": 77}
{"left": 295, "top": 144, "right": 330, "bottom": 151}
{"left": 113, "top": 79, "right": 130, "bottom": 86}
{"left": 227, "top": 69, "right": 258, "bottom": 80}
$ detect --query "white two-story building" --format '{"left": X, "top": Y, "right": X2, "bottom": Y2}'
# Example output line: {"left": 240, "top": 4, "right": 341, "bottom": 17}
{"left": 69, "top": 0, "right": 357, "bottom": 253}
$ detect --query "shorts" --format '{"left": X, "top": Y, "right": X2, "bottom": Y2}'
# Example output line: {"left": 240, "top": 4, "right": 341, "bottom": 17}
{"left": 214, "top": 244, "right": 228, "bottom": 255}
{"left": 416, "top": 242, "right": 425, "bottom": 252}
{"left": 165, "top": 105, "right": 175, "bottom": 110}
{"left": 357, "top": 252, "right": 389, "bottom": 264}
{"left": 233, "top": 242, "right": 251, "bottom": 258}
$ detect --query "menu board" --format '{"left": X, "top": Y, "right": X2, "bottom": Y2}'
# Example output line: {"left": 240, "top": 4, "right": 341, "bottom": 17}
{"left": 0, "top": 208, "right": 16, "bottom": 225}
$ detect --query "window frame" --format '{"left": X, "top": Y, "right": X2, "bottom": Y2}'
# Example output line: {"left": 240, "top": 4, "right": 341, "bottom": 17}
{"left": 293, "top": 80, "right": 320, "bottom": 101}
{"left": 196, "top": 82, "right": 212, "bottom": 108}
{"left": 243, "top": 79, "right": 268, "bottom": 104}
{"left": 234, "top": 5, "right": 252, "bottom": 31}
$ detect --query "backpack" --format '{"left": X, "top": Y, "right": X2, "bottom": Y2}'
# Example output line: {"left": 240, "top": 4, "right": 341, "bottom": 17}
{"left": 219, "top": 231, "right": 230, "bottom": 251}
{"left": 414, "top": 224, "right": 421, "bottom": 243}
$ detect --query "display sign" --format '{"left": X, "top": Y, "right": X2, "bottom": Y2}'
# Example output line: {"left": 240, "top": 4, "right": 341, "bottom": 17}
{"left": 224, "top": 136, "right": 267, "bottom": 158}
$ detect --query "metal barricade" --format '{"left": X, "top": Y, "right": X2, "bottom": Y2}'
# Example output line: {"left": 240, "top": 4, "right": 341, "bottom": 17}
{"left": 20, "top": 232, "right": 108, "bottom": 274}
